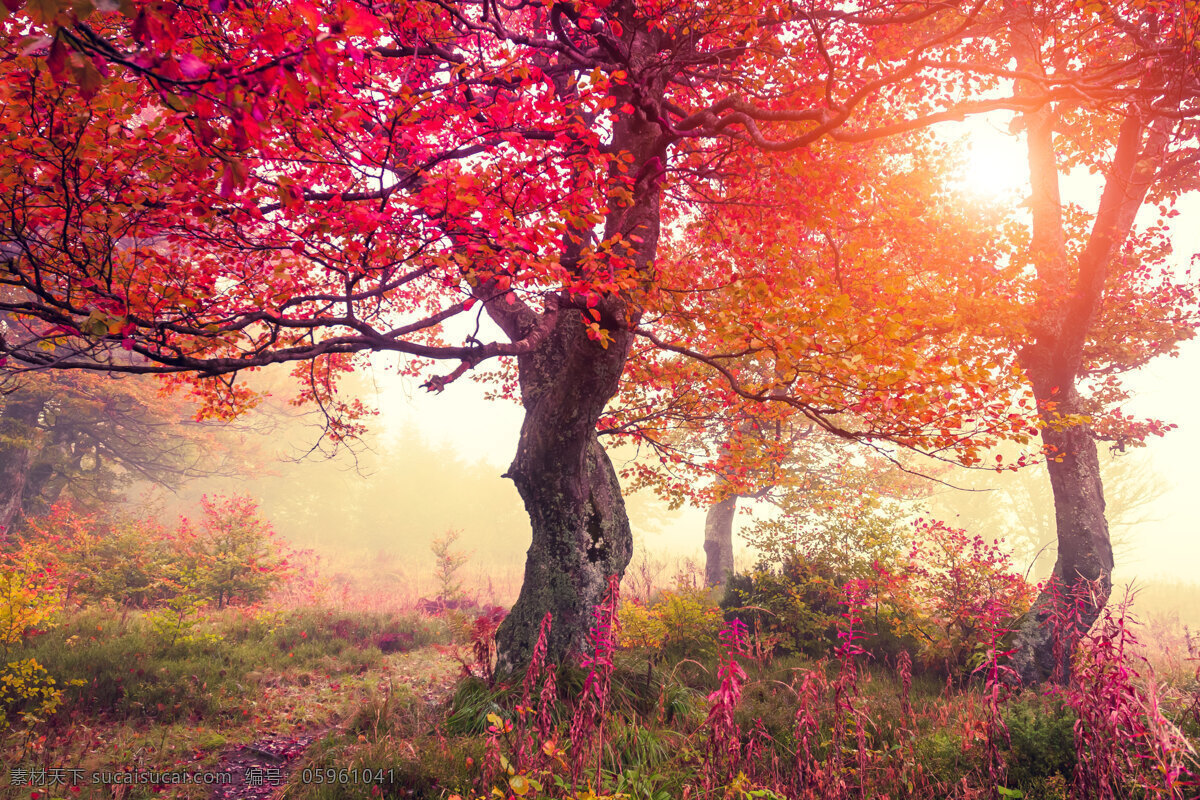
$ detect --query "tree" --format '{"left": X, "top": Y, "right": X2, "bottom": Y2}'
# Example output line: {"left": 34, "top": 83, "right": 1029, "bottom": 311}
{"left": 600, "top": 146, "right": 1004, "bottom": 587}
{"left": 608, "top": 1, "right": 1200, "bottom": 682}
{"left": 181, "top": 493, "right": 284, "bottom": 609}
{"left": 995, "top": 1, "right": 1199, "bottom": 682}
{"left": 0, "top": 385, "right": 45, "bottom": 537}
{"left": 1, "top": 0, "right": 1194, "bottom": 673}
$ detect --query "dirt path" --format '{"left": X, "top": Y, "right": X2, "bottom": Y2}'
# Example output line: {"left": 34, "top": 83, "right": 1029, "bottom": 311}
{"left": 209, "top": 650, "right": 463, "bottom": 799}
{"left": 210, "top": 733, "right": 319, "bottom": 800}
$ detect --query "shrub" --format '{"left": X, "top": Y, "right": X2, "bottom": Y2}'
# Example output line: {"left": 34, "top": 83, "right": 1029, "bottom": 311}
{"left": 180, "top": 494, "right": 287, "bottom": 609}
{"left": 619, "top": 586, "right": 723, "bottom": 664}
{"left": 431, "top": 528, "right": 471, "bottom": 608}
{"left": 17, "top": 495, "right": 288, "bottom": 611}
{"left": 18, "top": 502, "right": 172, "bottom": 608}
{"left": 722, "top": 520, "right": 1034, "bottom": 673}
{"left": 886, "top": 520, "right": 1035, "bottom": 673}
{"left": 1002, "top": 693, "right": 1076, "bottom": 796}
{"left": 0, "top": 657, "right": 68, "bottom": 729}
{"left": 147, "top": 580, "right": 221, "bottom": 649}
{"left": 720, "top": 553, "right": 849, "bottom": 658}
{"left": 0, "top": 561, "right": 62, "bottom": 655}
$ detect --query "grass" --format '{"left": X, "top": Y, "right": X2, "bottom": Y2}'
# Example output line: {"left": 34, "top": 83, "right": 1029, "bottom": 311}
{"left": 0, "top": 603, "right": 457, "bottom": 800}
{"left": 1, "top": 574, "right": 1197, "bottom": 800}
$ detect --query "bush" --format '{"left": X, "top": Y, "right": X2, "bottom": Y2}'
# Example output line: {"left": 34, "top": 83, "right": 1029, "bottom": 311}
{"left": 892, "top": 520, "right": 1036, "bottom": 672}
{"left": 16, "top": 495, "right": 289, "bottom": 611}
{"left": 18, "top": 501, "right": 173, "bottom": 608}
{"left": 180, "top": 494, "right": 286, "bottom": 609}
{"left": 619, "top": 586, "right": 723, "bottom": 664}
{"left": 1002, "top": 693, "right": 1076, "bottom": 796}
{"left": 0, "top": 561, "right": 62, "bottom": 655}
{"left": 0, "top": 657, "right": 69, "bottom": 729}
{"left": 721, "top": 521, "right": 1034, "bottom": 672}
{"left": 719, "top": 553, "right": 850, "bottom": 658}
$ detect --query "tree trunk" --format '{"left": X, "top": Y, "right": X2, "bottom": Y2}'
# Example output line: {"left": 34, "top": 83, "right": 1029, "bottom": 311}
{"left": 21, "top": 459, "right": 60, "bottom": 518}
{"left": 1004, "top": 10, "right": 1171, "bottom": 681}
{"left": 0, "top": 392, "right": 46, "bottom": 539}
{"left": 704, "top": 494, "right": 737, "bottom": 589}
{"left": 1012, "top": 365, "right": 1113, "bottom": 684}
{"left": 494, "top": 309, "right": 636, "bottom": 673}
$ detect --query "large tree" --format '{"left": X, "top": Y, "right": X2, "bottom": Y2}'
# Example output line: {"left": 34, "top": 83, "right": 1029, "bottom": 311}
{"left": 999, "top": 1, "right": 1200, "bottom": 682}
{"left": 1, "top": 0, "right": 1194, "bottom": 673}
{"left": 0, "top": 369, "right": 251, "bottom": 536}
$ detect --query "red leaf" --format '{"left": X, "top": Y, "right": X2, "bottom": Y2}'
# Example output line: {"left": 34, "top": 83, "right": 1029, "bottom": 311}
{"left": 46, "top": 36, "right": 68, "bottom": 84}
{"left": 219, "top": 164, "right": 235, "bottom": 198}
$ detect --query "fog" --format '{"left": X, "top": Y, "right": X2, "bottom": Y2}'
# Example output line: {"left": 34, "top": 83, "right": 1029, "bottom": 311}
{"left": 143, "top": 328, "right": 1200, "bottom": 632}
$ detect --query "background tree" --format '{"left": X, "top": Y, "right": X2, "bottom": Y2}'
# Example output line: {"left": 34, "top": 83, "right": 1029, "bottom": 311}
{"left": 0, "top": 370, "right": 251, "bottom": 537}
{"left": 926, "top": 448, "right": 1166, "bottom": 578}
{"left": 602, "top": 138, "right": 1011, "bottom": 587}
{"left": 37, "top": 375, "right": 247, "bottom": 507}
{"left": 994, "top": 0, "right": 1200, "bottom": 682}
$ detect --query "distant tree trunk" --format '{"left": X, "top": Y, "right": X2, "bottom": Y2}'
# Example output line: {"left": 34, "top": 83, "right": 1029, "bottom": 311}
{"left": 704, "top": 493, "right": 737, "bottom": 589}
{"left": 21, "top": 459, "right": 61, "bottom": 518}
{"left": 0, "top": 392, "right": 46, "bottom": 539}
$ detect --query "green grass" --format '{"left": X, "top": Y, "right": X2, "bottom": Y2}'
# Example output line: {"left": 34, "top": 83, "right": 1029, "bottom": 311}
{"left": 2, "top": 602, "right": 1197, "bottom": 800}
{"left": 0, "top": 604, "right": 458, "bottom": 800}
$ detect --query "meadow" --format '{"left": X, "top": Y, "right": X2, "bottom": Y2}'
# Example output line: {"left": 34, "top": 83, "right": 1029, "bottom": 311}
{"left": 0, "top": 499, "right": 1197, "bottom": 800}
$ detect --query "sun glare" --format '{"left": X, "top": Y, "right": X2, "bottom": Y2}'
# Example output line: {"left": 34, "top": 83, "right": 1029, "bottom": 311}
{"left": 956, "top": 117, "right": 1028, "bottom": 199}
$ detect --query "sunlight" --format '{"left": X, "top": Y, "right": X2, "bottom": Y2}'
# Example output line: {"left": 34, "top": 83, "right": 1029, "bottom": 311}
{"left": 956, "top": 116, "right": 1028, "bottom": 199}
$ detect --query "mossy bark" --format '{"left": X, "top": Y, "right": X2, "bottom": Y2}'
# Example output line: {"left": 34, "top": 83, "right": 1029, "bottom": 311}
{"left": 494, "top": 308, "right": 635, "bottom": 674}
{"left": 492, "top": 27, "right": 666, "bottom": 673}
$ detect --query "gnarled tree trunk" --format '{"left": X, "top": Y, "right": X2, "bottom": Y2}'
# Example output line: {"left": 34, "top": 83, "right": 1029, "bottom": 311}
{"left": 1012, "top": 366, "right": 1114, "bottom": 683}
{"left": 491, "top": 77, "right": 666, "bottom": 672}
{"left": 494, "top": 309, "right": 636, "bottom": 673}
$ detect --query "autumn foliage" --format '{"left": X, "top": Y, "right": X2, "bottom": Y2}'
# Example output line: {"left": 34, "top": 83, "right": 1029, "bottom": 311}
{"left": 3, "top": 0, "right": 1199, "bottom": 678}
{"left": 10, "top": 494, "right": 289, "bottom": 611}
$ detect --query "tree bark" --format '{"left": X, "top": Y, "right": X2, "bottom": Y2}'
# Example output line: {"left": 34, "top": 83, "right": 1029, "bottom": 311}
{"left": 1011, "top": 371, "right": 1113, "bottom": 684}
{"left": 704, "top": 494, "right": 737, "bottom": 589}
{"left": 494, "top": 308, "right": 637, "bottom": 673}
{"left": 0, "top": 392, "right": 46, "bottom": 539}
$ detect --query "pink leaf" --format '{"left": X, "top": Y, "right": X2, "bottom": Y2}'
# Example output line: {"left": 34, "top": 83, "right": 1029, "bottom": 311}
{"left": 178, "top": 54, "right": 210, "bottom": 80}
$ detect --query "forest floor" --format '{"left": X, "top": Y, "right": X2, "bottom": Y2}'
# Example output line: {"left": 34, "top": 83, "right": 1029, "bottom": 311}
{"left": 0, "top": 607, "right": 463, "bottom": 800}
{"left": 1, "top": 600, "right": 1197, "bottom": 800}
